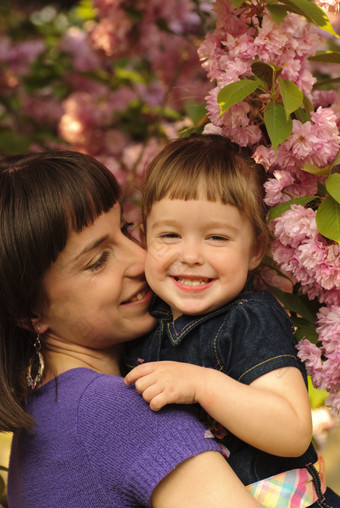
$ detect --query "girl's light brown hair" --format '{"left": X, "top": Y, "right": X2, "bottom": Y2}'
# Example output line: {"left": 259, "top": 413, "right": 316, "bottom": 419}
{"left": 142, "top": 134, "right": 269, "bottom": 253}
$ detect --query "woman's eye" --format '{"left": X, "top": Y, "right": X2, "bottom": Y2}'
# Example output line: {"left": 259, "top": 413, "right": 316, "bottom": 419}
{"left": 121, "top": 221, "right": 134, "bottom": 238}
{"left": 88, "top": 251, "right": 110, "bottom": 272}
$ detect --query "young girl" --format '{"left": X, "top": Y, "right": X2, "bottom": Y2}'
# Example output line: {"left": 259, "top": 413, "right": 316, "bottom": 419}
{"left": 125, "top": 134, "right": 340, "bottom": 507}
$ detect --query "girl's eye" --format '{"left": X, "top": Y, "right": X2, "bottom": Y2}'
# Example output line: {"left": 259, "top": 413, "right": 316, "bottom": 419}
{"left": 209, "top": 235, "right": 229, "bottom": 242}
{"left": 88, "top": 251, "right": 110, "bottom": 272}
{"left": 159, "top": 233, "right": 180, "bottom": 240}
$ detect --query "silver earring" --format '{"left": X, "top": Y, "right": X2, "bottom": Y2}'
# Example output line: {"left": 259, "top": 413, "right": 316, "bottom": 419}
{"left": 26, "top": 334, "right": 45, "bottom": 390}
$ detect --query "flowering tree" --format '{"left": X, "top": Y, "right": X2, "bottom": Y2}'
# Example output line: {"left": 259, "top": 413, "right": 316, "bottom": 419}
{"left": 0, "top": 0, "right": 339, "bottom": 414}
{"left": 198, "top": 0, "right": 340, "bottom": 413}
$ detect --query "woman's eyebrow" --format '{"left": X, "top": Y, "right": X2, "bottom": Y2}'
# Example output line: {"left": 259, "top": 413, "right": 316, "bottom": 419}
{"left": 73, "top": 235, "right": 109, "bottom": 262}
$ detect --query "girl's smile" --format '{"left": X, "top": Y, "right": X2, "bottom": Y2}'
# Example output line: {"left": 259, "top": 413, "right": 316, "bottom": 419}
{"left": 145, "top": 197, "right": 263, "bottom": 320}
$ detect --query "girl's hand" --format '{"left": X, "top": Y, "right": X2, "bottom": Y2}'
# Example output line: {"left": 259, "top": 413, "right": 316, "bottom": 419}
{"left": 124, "top": 361, "right": 206, "bottom": 411}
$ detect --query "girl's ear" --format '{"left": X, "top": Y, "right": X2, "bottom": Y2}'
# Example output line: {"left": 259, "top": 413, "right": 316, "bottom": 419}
{"left": 248, "top": 237, "right": 267, "bottom": 271}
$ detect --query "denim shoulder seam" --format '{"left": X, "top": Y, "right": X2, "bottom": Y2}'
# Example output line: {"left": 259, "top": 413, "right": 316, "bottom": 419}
{"left": 237, "top": 354, "right": 298, "bottom": 382}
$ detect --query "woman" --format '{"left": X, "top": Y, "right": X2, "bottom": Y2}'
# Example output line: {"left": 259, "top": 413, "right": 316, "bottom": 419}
{"left": 0, "top": 151, "right": 260, "bottom": 507}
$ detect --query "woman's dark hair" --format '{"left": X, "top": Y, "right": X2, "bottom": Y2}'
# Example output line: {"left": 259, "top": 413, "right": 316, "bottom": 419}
{"left": 0, "top": 150, "right": 120, "bottom": 432}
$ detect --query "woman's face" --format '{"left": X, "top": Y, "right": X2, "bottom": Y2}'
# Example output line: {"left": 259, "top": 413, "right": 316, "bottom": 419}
{"left": 38, "top": 204, "right": 154, "bottom": 349}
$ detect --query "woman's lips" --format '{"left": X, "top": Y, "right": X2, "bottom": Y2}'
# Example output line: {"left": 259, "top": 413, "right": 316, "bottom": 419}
{"left": 121, "top": 287, "right": 153, "bottom": 305}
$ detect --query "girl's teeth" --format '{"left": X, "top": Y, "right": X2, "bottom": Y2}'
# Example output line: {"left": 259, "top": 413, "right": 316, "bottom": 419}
{"left": 176, "top": 277, "right": 209, "bottom": 286}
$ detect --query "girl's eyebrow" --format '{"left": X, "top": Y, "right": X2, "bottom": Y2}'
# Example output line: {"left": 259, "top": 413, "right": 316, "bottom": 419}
{"left": 149, "top": 219, "right": 179, "bottom": 228}
{"left": 149, "top": 218, "right": 240, "bottom": 233}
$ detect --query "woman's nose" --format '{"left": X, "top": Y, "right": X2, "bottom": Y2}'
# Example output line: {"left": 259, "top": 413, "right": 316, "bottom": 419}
{"left": 122, "top": 235, "right": 147, "bottom": 278}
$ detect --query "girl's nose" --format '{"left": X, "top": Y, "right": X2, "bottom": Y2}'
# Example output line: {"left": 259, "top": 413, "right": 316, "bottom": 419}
{"left": 180, "top": 240, "right": 204, "bottom": 265}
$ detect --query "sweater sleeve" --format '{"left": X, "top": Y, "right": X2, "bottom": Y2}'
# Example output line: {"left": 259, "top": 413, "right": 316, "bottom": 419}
{"left": 77, "top": 374, "right": 221, "bottom": 507}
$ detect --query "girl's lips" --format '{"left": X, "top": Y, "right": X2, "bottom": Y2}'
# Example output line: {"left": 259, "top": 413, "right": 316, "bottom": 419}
{"left": 171, "top": 276, "right": 214, "bottom": 293}
{"left": 121, "top": 287, "right": 153, "bottom": 306}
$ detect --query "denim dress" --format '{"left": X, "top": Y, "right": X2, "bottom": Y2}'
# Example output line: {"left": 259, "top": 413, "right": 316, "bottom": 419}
{"left": 125, "top": 287, "right": 340, "bottom": 507}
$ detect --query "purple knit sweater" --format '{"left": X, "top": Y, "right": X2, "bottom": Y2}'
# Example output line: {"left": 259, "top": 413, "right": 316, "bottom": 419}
{"left": 8, "top": 368, "right": 219, "bottom": 507}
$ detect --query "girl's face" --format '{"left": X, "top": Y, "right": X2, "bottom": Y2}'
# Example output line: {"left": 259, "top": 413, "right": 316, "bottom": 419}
{"left": 145, "top": 197, "right": 263, "bottom": 320}
{"left": 38, "top": 204, "right": 154, "bottom": 349}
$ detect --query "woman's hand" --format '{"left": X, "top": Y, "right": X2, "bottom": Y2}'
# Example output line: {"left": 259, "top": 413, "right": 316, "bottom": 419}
{"left": 124, "top": 361, "right": 206, "bottom": 411}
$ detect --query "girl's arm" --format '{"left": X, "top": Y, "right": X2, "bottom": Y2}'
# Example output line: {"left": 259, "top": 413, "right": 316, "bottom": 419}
{"left": 152, "top": 450, "right": 261, "bottom": 508}
{"left": 125, "top": 361, "right": 313, "bottom": 457}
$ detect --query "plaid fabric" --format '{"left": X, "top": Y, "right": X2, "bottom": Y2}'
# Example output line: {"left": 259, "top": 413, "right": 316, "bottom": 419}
{"left": 246, "top": 457, "right": 326, "bottom": 508}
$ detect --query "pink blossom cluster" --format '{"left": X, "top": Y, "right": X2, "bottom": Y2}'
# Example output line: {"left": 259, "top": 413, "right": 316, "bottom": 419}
{"left": 272, "top": 205, "right": 340, "bottom": 410}
{"left": 91, "top": 0, "right": 202, "bottom": 57}
{"left": 297, "top": 304, "right": 340, "bottom": 414}
{"left": 255, "top": 107, "right": 340, "bottom": 206}
{"left": 88, "top": 0, "right": 210, "bottom": 106}
{"left": 198, "top": 0, "right": 340, "bottom": 413}
{"left": 198, "top": 0, "right": 321, "bottom": 147}
{"left": 315, "top": 0, "right": 340, "bottom": 13}
{"left": 0, "top": 35, "right": 45, "bottom": 76}
{"left": 271, "top": 205, "right": 340, "bottom": 307}
{"left": 57, "top": 86, "right": 163, "bottom": 210}
{"left": 53, "top": 0, "right": 214, "bottom": 210}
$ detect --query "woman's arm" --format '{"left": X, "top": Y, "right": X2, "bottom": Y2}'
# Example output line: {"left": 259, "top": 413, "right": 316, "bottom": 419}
{"left": 125, "top": 361, "right": 313, "bottom": 457}
{"left": 152, "top": 450, "right": 260, "bottom": 508}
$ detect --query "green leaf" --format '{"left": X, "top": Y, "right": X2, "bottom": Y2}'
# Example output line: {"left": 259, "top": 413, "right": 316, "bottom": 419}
{"left": 265, "top": 283, "right": 315, "bottom": 323}
{"left": 301, "top": 162, "right": 330, "bottom": 176}
{"left": 229, "top": 0, "right": 244, "bottom": 7}
{"left": 277, "top": 78, "right": 303, "bottom": 119}
{"left": 308, "top": 50, "right": 340, "bottom": 63}
{"left": 262, "top": 255, "right": 293, "bottom": 282}
{"left": 268, "top": 195, "right": 317, "bottom": 221}
{"left": 314, "top": 76, "right": 340, "bottom": 89}
{"left": 278, "top": 0, "right": 339, "bottom": 37}
{"left": 251, "top": 61, "right": 282, "bottom": 87}
{"left": 316, "top": 195, "right": 340, "bottom": 242}
{"left": 294, "top": 107, "right": 309, "bottom": 123}
{"left": 330, "top": 151, "right": 340, "bottom": 172}
{"left": 217, "top": 79, "right": 260, "bottom": 115}
{"left": 184, "top": 100, "right": 207, "bottom": 126}
{"left": 0, "top": 131, "right": 31, "bottom": 155}
{"left": 302, "top": 93, "right": 314, "bottom": 117}
{"left": 307, "top": 377, "right": 328, "bottom": 409}
{"left": 114, "top": 67, "right": 145, "bottom": 84}
{"left": 73, "top": 0, "right": 97, "bottom": 20}
{"left": 317, "top": 182, "right": 328, "bottom": 197}
{"left": 263, "top": 102, "right": 292, "bottom": 151}
{"left": 326, "top": 173, "right": 340, "bottom": 203}
{"left": 291, "top": 317, "right": 318, "bottom": 343}
{"left": 267, "top": 4, "right": 288, "bottom": 24}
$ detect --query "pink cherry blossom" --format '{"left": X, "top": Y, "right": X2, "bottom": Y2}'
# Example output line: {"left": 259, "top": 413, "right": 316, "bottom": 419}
{"left": 296, "top": 339, "right": 322, "bottom": 373}
{"left": 60, "top": 27, "right": 102, "bottom": 72}
{"left": 264, "top": 171, "right": 295, "bottom": 206}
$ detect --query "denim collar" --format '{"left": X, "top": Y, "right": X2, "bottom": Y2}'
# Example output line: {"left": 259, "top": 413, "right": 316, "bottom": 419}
{"left": 149, "top": 294, "right": 231, "bottom": 346}
{"left": 149, "top": 279, "right": 256, "bottom": 346}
